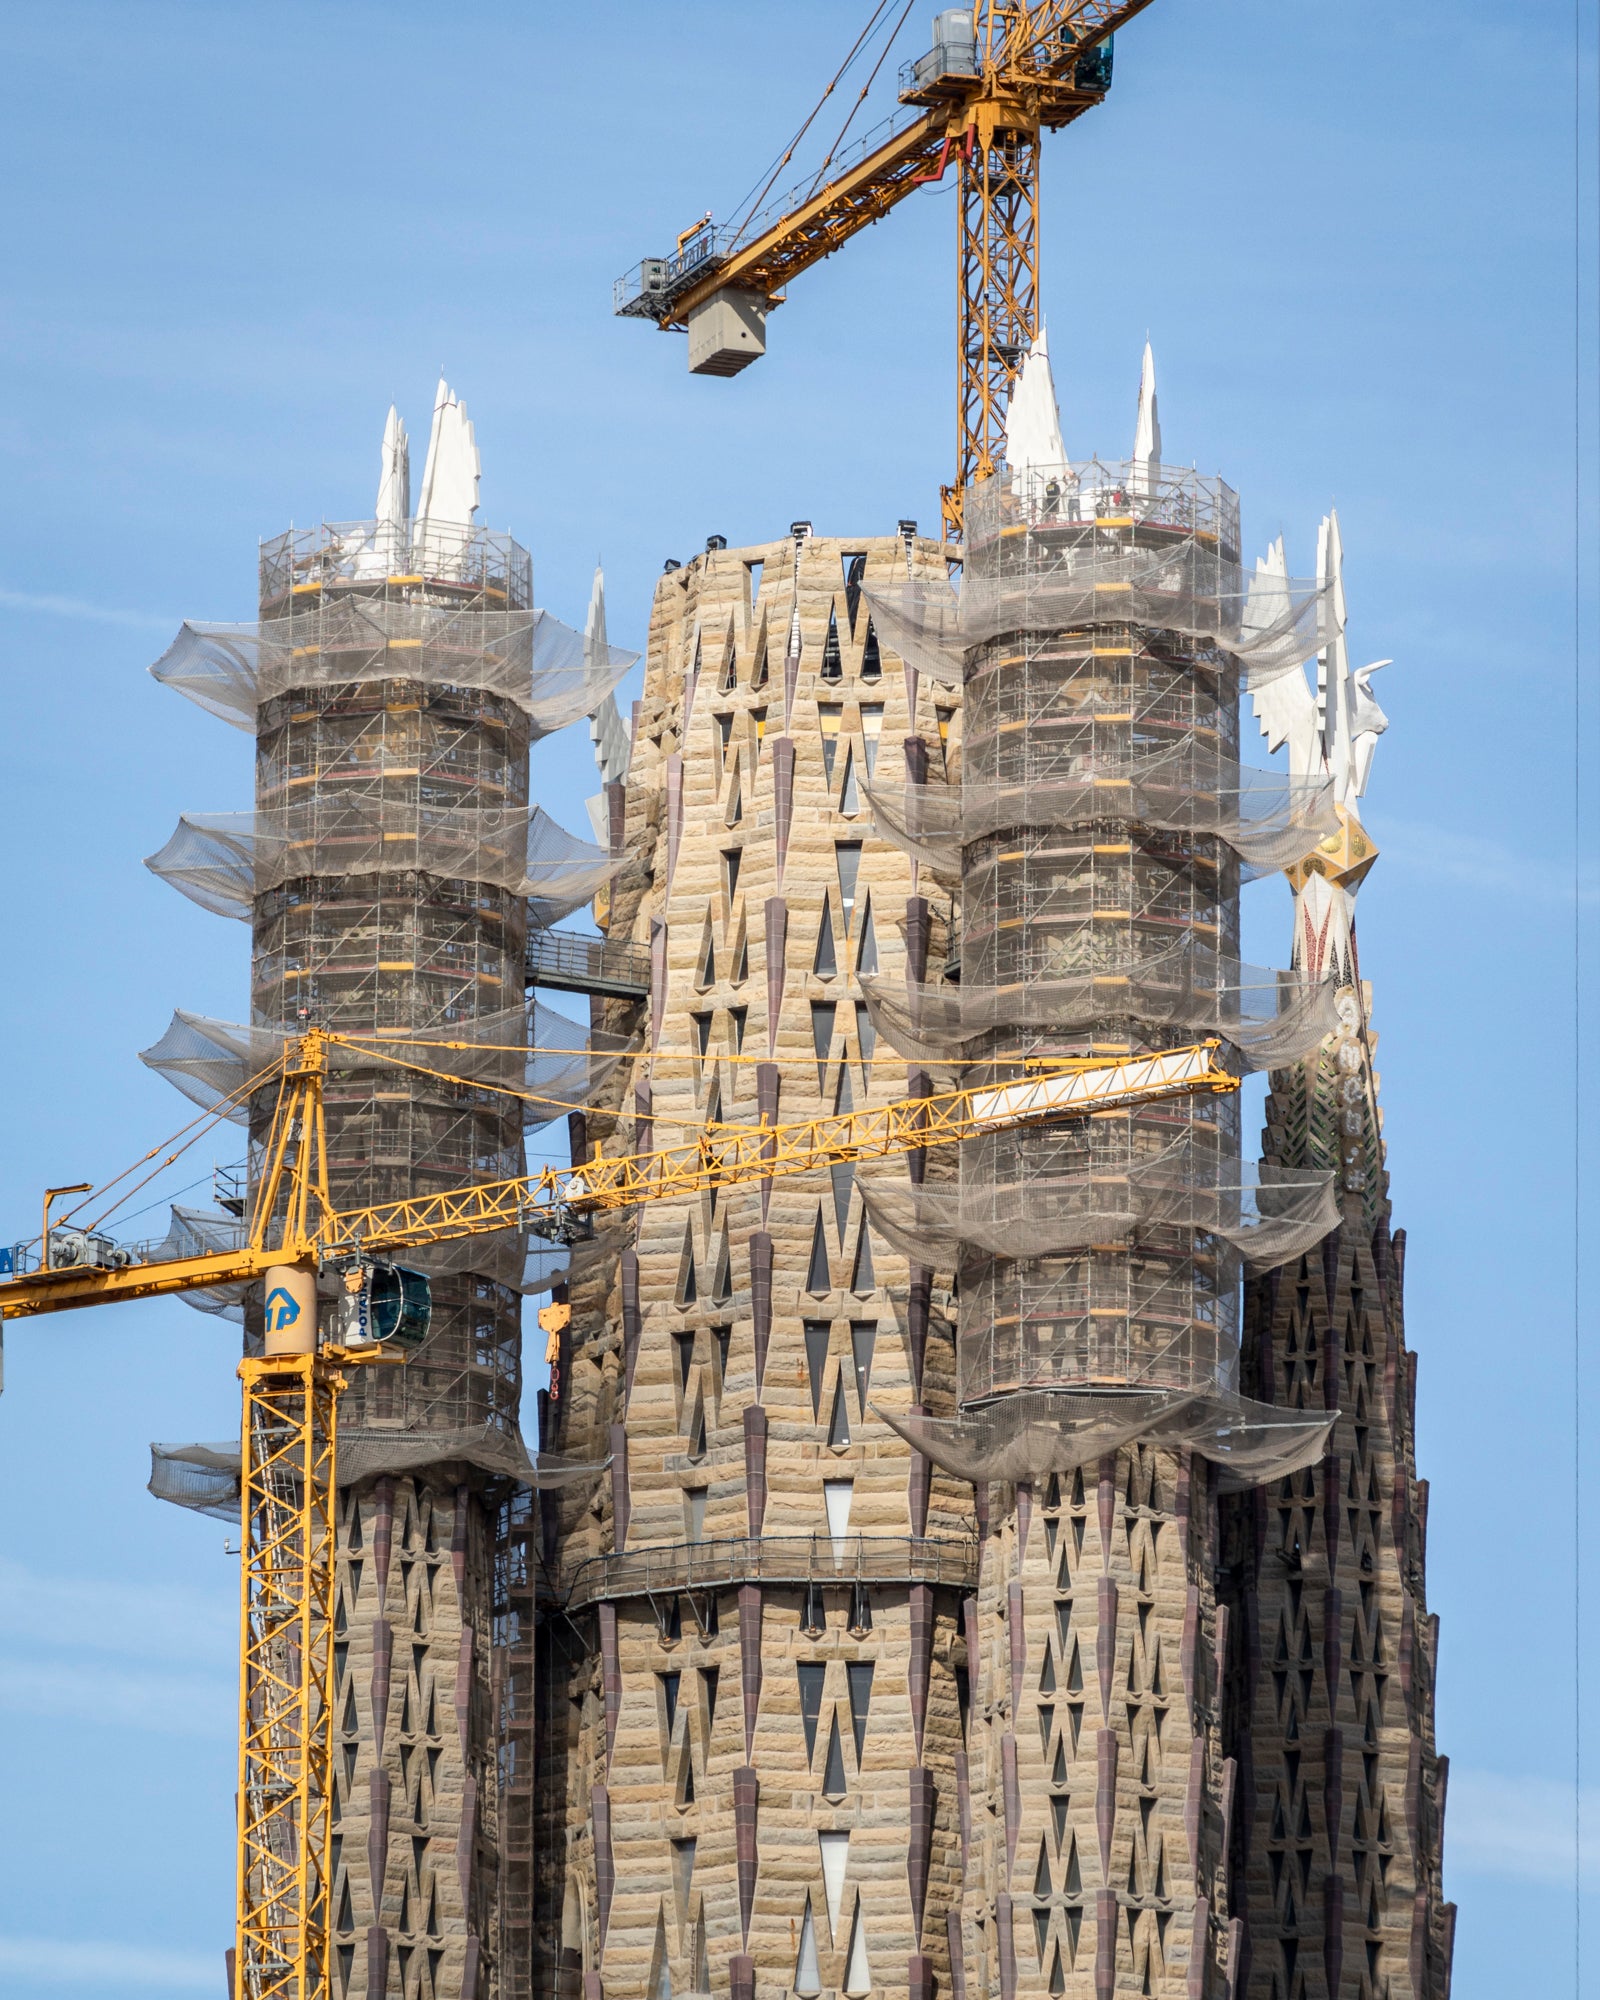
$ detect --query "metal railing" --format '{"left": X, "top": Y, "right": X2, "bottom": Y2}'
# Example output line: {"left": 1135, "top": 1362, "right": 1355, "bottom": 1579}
{"left": 557, "top": 1532, "right": 980, "bottom": 1609}
{"left": 525, "top": 927, "right": 650, "bottom": 1000}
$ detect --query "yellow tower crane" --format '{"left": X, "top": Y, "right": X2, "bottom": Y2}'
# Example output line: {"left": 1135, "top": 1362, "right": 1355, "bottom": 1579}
{"left": 0, "top": 1031, "right": 1233, "bottom": 2000}
{"left": 614, "top": 0, "right": 1156, "bottom": 535}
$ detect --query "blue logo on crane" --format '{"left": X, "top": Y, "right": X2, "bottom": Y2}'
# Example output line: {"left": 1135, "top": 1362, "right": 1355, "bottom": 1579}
{"left": 264, "top": 1287, "right": 301, "bottom": 1333}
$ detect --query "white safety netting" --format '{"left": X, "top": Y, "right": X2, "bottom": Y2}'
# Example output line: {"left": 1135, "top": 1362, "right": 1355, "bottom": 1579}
{"left": 148, "top": 1434, "right": 604, "bottom": 1518}
{"left": 864, "top": 750, "right": 1338, "bottom": 878}
{"left": 150, "top": 1204, "right": 252, "bottom": 1320}
{"left": 875, "top": 1389, "right": 1335, "bottom": 1489}
{"left": 137, "top": 1002, "right": 635, "bottom": 1129}
{"left": 859, "top": 1152, "right": 1338, "bottom": 1272}
{"left": 145, "top": 804, "right": 624, "bottom": 927}
{"left": 858, "top": 946, "right": 1340, "bottom": 1071}
{"left": 862, "top": 464, "right": 1334, "bottom": 695}
{"left": 149, "top": 604, "right": 636, "bottom": 740}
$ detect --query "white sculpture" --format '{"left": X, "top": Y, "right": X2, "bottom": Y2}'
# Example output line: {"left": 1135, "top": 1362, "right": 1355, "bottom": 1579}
{"left": 1248, "top": 509, "right": 1391, "bottom": 984}
{"left": 585, "top": 564, "right": 633, "bottom": 845}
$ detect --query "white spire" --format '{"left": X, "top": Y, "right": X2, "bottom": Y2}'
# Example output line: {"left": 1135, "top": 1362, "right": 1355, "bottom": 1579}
{"left": 1002, "top": 323, "right": 1067, "bottom": 481}
{"left": 375, "top": 404, "right": 410, "bottom": 527}
{"left": 1131, "top": 339, "right": 1161, "bottom": 493}
{"left": 414, "top": 377, "right": 480, "bottom": 529}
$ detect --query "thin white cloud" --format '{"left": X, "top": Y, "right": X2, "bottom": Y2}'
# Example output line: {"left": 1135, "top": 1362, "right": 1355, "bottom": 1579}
{"left": 0, "top": 585, "right": 172, "bottom": 629}
{"left": 1446, "top": 1769, "right": 1600, "bottom": 1888}
{"left": 0, "top": 1934, "right": 218, "bottom": 1990}
{"left": 0, "top": 1656, "right": 231, "bottom": 1740}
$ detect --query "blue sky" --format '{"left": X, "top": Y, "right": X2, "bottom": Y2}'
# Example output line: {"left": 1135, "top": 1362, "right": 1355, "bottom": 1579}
{"left": 0, "top": 2, "right": 1595, "bottom": 1994}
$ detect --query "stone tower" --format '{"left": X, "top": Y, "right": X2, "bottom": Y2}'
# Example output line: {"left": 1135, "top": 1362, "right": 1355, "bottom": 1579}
{"left": 538, "top": 527, "right": 982, "bottom": 2000}
{"left": 144, "top": 385, "right": 629, "bottom": 2000}
{"left": 1223, "top": 519, "right": 1455, "bottom": 1998}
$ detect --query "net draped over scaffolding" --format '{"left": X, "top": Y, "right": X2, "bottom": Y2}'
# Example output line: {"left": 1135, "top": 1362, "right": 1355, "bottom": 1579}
{"left": 896, "top": 464, "right": 1338, "bottom": 1480}
{"left": 875, "top": 1390, "right": 1334, "bottom": 1491}
{"left": 859, "top": 1148, "right": 1339, "bottom": 1270}
{"left": 148, "top": 1436, "right": 606, "bottom": 1520}
{"left": 862, "top": 460, "right": 1336, "bottom": 694}
{"left": 151, "top": 600, "right": 636, "bottom": 745}
{"left": 858, "top": 946, "right": 1339, "bottom": 1071}
{"left": 145, "top": 804, "right": 626, "bottom": 929}
{"left": 865, "top": 754, "right": 1338, "bottom": 880}
{"left": 138, "top": 1002, "right": 636, "bottom": 1130}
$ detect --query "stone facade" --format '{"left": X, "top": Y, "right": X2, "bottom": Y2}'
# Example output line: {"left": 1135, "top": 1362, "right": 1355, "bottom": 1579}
{"left": 538, "top": 530, "right": 980, "bottom": 2000}
{"left": 1224, "top": 979, "right": 1455, "bottom": 1999}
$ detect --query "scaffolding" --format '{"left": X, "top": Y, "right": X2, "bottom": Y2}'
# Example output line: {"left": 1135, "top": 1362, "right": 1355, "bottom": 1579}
{"left": 865, "top": 465, "right": 1339, "bottom": 1479}
{"left": 144, "top": 509, "right": 635, "bottom": 2000}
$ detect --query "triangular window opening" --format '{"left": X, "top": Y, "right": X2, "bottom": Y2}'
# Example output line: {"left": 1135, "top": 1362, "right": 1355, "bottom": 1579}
{"left": 822, "top": 1712, "right": 848, "bottom": 1797}
{"left": 675, "top": 1225, "right": 698, "bottom": 1306}
{"left": 843, "top": 552, "right": 867, "bottom": 630}
{"left": 830, "top": 1158, "right": 855, "bottom": 1244}
{"left": 850, "top": 1321, "right": 876, "bottom": 1411}
{"left": 855, "top": 898, "right": 878, "bottom": 974}
{"left": 860, "top": 620, "right": 882, "bottom": 682}
{"left": 828, "top": 1375, "right": 852, "bottom": 1449}
{"left": 797, "top": 1663, "right": 826, "bottom": 1761}
{"left": 846, "top": 1660, "right": 873, "bottom": 1760}
{"left": 710, "top": 1234, "right": 732, "bottom": 1304}
{"left": 859, "top": 703, "right": 883, "bottom": 777}
{"left": 811, "top": 1000, "right": 837, "bottom": 1090}
{"left": 725, "top": 769, "right": 743, "bottom": 826}
{"left": 835, "top": 842, "right": 862, "bottom": 931}
{"left": 751, "top": 638, "right": 769, "bottom": 689}
{"left": 819, "top": 702, "right": 843, "bottom": 781}
{"left": 843, "top": 1900, "right": 872, "bottom": 1995}
{"left": 839, "top": 746, "right": 860, "bottom": 816}
{"left": 855, "top": 997, "right": 877, "bottom": 1062}
{"left": 697, "top": 927, "right": 716, "bottom": 990}
{"left": 1033, "top": 1838, "right": 1052, "bottom": 1898}
{"left": 850, "top": 1217, "right": 876, "bottom": 1295}
{"left": 794, "top": 1896, "right": 822, "bottom": 1999}
{"left": 732, "top": 933, "right": 748, "bottom": 982}
{"left": 821, "top": 609, "right": 843, "bottom": 682}
{"left": 813, "top": 903, "right": 838, "bottom": 978}
{"left": 651, "top": 1914, "right": 672, "bottom": 2000}
{"left": 806, "top": 1210, "right": 831, "bottom": 1295}
{"left": 804, "top": 1320, "right": 831, "bottom": 1419}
